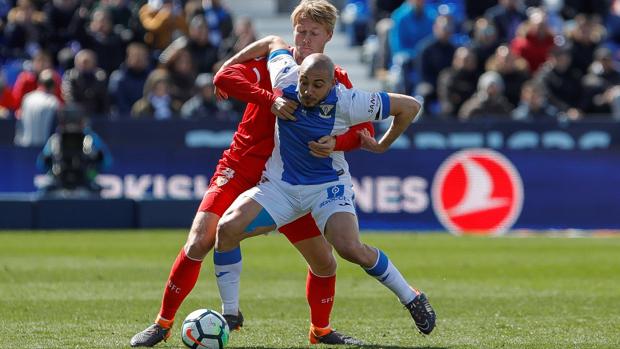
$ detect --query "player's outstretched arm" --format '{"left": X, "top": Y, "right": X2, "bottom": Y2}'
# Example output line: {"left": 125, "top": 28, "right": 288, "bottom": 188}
{"left": 215, "top": 36, "right": 291, "bottom": 100}
{"left": 222, "top": 35, "right": 289, "bottom": 68}
{"left": 213, "top": 63, "right": 278, "bottom": 107}
{"left": 361, "top": 94, "right": 420, "bottom": 153}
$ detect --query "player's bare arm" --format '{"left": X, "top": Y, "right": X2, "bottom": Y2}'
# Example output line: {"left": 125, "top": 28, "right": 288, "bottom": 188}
{"left": 360, "top": 94, "right": 421, "bottom": 153}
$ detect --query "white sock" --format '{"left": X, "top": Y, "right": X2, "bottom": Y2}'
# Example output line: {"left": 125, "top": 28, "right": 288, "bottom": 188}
{"left": 213, "top": 247, "right": 242, "bottom": 315}
{"left": 364, "top": 248, "right": 416, "bottom": 305}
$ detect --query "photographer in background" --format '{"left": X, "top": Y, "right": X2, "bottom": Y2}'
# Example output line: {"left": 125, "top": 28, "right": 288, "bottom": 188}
{"left": 37, "top": 104, "right": 111, "bottom": 198}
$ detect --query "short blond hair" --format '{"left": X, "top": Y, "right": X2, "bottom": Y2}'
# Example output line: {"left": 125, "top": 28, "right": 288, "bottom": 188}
{"left": 291, "top": 0, "right": 338, "bottom": 34}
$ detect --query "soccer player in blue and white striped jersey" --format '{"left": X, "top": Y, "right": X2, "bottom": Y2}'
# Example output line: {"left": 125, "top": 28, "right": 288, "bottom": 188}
{"left": 214, "top": 36, "right": 436, "bottom": 338}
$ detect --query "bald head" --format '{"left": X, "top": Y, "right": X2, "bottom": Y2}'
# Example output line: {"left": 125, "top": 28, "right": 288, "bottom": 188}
{"left": 300, "top": 53, "right": 334, "bottom": 81}
{"left": 297, "top": 53, "right": 336, "bottom": 107}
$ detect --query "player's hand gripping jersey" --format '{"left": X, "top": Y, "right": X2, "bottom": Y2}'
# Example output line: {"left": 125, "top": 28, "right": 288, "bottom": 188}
{"left": 265, "top": 49, "right": 391, "bottom": 186}
{"left": 212, "top": 56, "right": 369, "bottom": 186}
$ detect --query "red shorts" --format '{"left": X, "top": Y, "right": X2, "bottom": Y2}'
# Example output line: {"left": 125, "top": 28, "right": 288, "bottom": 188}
{"left": 198, "top": 163, "right": 321, "bottom": 244}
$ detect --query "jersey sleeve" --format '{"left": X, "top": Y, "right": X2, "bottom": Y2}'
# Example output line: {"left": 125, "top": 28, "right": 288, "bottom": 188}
{"left": 213, "top": 59, "right": 277, "bottom": 107}
{"left": 334, "top": 121, "right": 375, "bottom": 151}
{"left": 339, "top": 87, "right": 391, "bottom": 125}
{"left": 267, "top": 49, "right": 298, "bottom": 90}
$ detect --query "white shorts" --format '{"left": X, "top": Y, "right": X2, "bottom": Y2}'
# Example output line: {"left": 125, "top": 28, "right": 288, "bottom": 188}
{"left": 242, "top": 176, "right": 357, "bottom": 234}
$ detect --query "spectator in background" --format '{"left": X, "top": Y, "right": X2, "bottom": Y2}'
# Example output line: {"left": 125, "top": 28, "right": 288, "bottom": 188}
{"left": 219, "top": 16, "right": 257, "bottom": 60}
{"left": 534, "top": 45, "right": 583, "bottom": 119}
{"left": 14, "top": 69, "right": 60, "bottom": 146}
{"left": 373, "top": 0, "right": 405, "bottom": 22}
{"left": 458, "top": 71, "right": 514, "bottom": 120}
{"left": 139, "top": 0, "right": 187, "bottom": 51}
{"left": 61, "top": 49, "right": 109, "bottom": 116}
{"left": 511, "top": 8, "right": 555, "bottom": 73}
{"left": 75, "top": 8, "right": 125, "bottom": 75}
{"left": 3, "top": 0, "right": 47, "bottom": 58}
{"left": 98, "top": 0, "right": 138, "bottom": 44}
{"left": 486, "top": 45, "right": 530, "bottom": 106}
{"left": 131, "top": 68, "right": 182, "bottom": 119}
{"left": 0, "top": 74, "right": 16, "bottom": 118}
{"left": 180, "top": 14, "right": 220, "bottom": 74}
{"left": 56, "top": 46, "right": 76, "bottom": 73}
{"left": 565, "top": 14, "right": 605, "bottom": 76}
{"left": 468, "top": 17, "right": 499, "bottom": 75}
{"left": 561, "top": 0, "right": 609, "bottom": 20}
{"left": 387, "top": 0, "right": 434, "bottom": 93}
{"left": 606, "top": 0, "right": 620, "bottom": 56}
{"left": 416, "top": 15, "right": 456, "bottom": 107}
{"left": 388, "top": 0, "right": 434, "bottom": 62}
{"left": 108, "top": 42, "right": 151, "bottom": 117}
{"left": 43, "top": 0, "right": 80, "bottom": 58}
{"left": 200, "top": 0, "right": 233, "bottom": 46}
{"left": 12, "top": 51, "right": 64, "bottom": 107}
{"left": 341, "top": 0, "right": 371, "bottom": 46}
{"left": 484, "top": 0, "right": 527, "bottom": 43}
{"left": 159, "top": 46, "right": 196, "bottom": 104}
{"left": 581, "top": 47, "right": 620, "bottom": 117}
{"left": 437, "top": 46, "right": 478, "bottom": 117}
{"left": 464, "top": 0, "right": 495, "bottom": 23}
{"left": 511, "top": 80, "right": 560, "bottom": 120}
{"left": 181, "top": 73, "right": 223, "bottom": 119}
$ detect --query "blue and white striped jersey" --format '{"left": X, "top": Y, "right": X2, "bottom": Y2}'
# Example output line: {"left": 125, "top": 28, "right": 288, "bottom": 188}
{"left": 265, "top": 49, "right": 391, "bottom": 185}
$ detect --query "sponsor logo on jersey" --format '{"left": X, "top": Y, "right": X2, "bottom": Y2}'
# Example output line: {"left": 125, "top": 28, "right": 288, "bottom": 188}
{"left": 432, "top": 149, "right": 523, "bottom": 235}
{"left": 368, "top": 94, "right": 377, "bottom": 114}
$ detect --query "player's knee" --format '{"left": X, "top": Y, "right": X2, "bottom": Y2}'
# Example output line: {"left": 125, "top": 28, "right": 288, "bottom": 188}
{"left": 309, "top": 254, "right": 337, "bottom": 276}
{"left": 215, "top": 218, "right": 243, "bottom": 249}
{"left": 185, "top": 213, "right": 216, "bottom": 258}
{"left": 334, "top": 241, "right": 366, "bottom": 265}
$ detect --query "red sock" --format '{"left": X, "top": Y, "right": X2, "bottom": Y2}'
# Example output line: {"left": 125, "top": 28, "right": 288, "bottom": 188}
{"left": 158, "top": 248, "right": 202, "bottom": 322}
{"left": 306, "top": 269, "right": 335, "bottom": 328}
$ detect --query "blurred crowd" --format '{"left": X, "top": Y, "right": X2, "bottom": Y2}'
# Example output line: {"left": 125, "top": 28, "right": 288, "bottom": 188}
{"left": 1, "top": 0, "right": 620, "bottom": 148}
{"left": 1, "top": 0, "right": 257, "bottom": 146}
{"left": 344, "top": 0, "right": 620, "bottom": 121}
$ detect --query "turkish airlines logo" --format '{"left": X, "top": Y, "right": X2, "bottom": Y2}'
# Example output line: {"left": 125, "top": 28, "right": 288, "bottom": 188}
{"left": 432, "top": 149, "right": 523, "bottom": 235}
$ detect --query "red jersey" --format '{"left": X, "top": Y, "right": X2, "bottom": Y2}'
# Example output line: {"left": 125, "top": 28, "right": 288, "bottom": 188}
{"left": 12, "top": 70, "right": 64, "bottom": 108}
{"left": 213, "top": 57, "right": 374, "bottom": 184}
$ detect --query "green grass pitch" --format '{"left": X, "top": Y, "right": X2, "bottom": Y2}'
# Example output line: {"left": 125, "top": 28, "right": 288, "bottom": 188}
{"left": 1, "top": 231, "right": 619, "bottom": 349}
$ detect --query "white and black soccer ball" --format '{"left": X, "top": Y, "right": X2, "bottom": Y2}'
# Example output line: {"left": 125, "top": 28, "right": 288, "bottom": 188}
{"left": 181, "top": 309, "right": 230, "bottom": 349}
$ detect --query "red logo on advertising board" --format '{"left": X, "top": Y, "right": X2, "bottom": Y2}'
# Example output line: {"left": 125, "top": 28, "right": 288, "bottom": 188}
{"left": 432, "top": 149, "right": 523, "bottom": 235}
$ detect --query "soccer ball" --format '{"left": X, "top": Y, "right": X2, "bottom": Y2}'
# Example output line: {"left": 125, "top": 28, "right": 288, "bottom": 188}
{"left": 181, "top": 309, "right": 230, "bottom": 349}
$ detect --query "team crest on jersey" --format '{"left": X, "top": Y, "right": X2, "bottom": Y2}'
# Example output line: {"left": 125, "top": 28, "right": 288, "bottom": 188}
{"left": 215, "top": 176, "right": 228, "bottom": 187}
{"left": 319, "top": 104, "right": 334, "bottom": 118}
{"left": 222, "top": 168, "right": 235, "bottom": 179}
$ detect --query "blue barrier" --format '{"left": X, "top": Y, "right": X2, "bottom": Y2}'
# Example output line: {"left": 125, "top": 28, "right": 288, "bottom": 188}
{"left": 34, "top": 198, "right": 135, "bottom": 229}
{"left": 137, "top": 199, "right": 200, "bottom": 228}
{"left": 2, "top": 119, "right": 620, "bottom": 232}
{"left": 0, "top": 197, "right": 34, "bottom": 229}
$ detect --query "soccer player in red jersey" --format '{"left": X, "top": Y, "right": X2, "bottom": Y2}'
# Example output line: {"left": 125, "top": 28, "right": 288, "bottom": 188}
{"left": 129, "top": 1, "right": 373, "bottom": 347}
